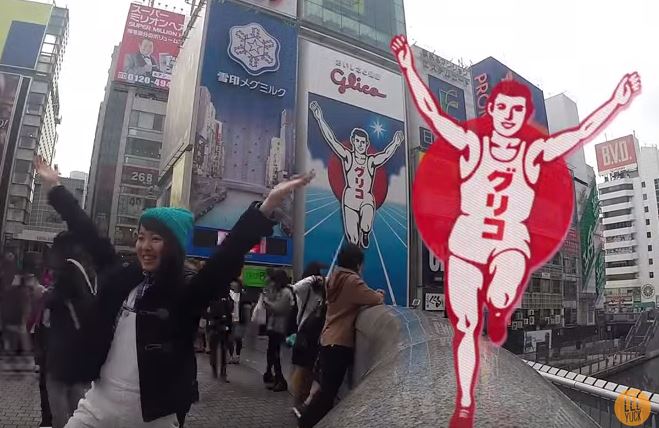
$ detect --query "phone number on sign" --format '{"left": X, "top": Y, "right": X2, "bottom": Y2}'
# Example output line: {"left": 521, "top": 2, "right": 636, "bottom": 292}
{"left": 117, "top": 72, "right": 170, "bottom": 89}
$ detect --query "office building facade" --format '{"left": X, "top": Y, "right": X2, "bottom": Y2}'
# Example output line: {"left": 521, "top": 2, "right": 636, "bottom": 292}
{"left": 17, "top": 175, "right": 85, "bottom": 251}
{"left": 598, "top": 136, "right": 659, "bottom": 327}
{"left": 0, "top": 0, "right": 69, "bottom": 260}
{"left": 86, "top": 46, "right": 166, "bottom": 252}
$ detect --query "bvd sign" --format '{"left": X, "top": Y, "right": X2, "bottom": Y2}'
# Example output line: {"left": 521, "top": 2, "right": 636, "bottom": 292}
{"left": 595, "top": 135, "right": 637, "bottom": 175}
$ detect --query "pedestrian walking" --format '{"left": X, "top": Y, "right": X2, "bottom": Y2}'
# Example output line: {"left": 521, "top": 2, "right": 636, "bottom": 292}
{"left": 228, "top": 278, "right": 249, "bottom": 365}
{"left": 261, "top": 269, "right": 295, "bottom": 392}
{"left": 40, "top": 231, "right": 97, "bottom": 428}
{"left": 206, "top": 291, "right": 233, "bottom": 382}
{"left": 35, "top": 157, "right": 313, "bottom": 427}
{"left": 297, "top": 244, "right": 385, "bottom": 428}
{"left": 290, "top": 262, "right": 327, "bottom": 407}
{"left": 0, "top": 252, "right": 18, "bottom": 353}
{"left": 1, "top": 255, "right": 44, "bottom": 366}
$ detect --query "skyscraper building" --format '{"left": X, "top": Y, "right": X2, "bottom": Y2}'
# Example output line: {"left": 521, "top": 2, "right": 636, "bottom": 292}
{"left": 597, "top": 135, "right": 659, "bottom": 334}
{"left": 86, "top": 4, "right": 184, "bottom": 253}
{"left": 0, "top": 0, "right": 69, "bottom": 259}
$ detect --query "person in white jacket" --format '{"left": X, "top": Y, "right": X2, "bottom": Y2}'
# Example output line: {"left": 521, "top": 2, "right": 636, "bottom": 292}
{"left": 290, "top": 262, "right": 327, "bottom": 407}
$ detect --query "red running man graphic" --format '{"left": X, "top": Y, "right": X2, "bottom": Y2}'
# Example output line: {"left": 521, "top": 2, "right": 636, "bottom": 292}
{"left": 391, "top": 35, "right": 641, "bottom": 427}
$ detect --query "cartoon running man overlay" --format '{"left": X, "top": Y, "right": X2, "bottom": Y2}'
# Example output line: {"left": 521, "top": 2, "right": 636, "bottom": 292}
{"left": 310, "top": 100, "right": 404, "bottom": 248}
{"left": 391, "top": 35, "right": 641, "bottom": 427}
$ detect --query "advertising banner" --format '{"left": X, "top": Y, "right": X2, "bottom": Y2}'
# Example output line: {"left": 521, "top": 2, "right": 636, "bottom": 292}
{"left": 422, "top": 238, "right": 443, "bottom": 289}
{"left": 0, "top": 0, "right": 51, "bottom": 69}
{"left": 428, "top": 75, "right": 467, "bottom": 122}
{"left": 419, "top": 74, "right": 467, "bottom": 292}
{"left": 192, "top": 1, "right": 297, "bottom": 239}
{"left": 580, "top": 180, "right": 600, "bottom": 289}
{"left": 595, "top": 249, "right": 605, "bottom": 297}
{"left": 471, "top": 57, "right": 548, "bottom": 133}
{"left": 595, "top": 135, "right": 637, "bottom": 175}
{"left": 0, "top": 72, "right": 21, "bottom": 181}
{"left": 114, "top": 3, "right": 185, "bottom": 91}
{"left": 188, "top": 226, "right": 293, "bottom": 265}
{"left": 300, "top": 40, "right": 408, "bottom": 306}
{"left": 424, "top": 291, "right": 445, "bottom": 312}
{"left": 239, "top": 0, "right": 297, "bottom": 18}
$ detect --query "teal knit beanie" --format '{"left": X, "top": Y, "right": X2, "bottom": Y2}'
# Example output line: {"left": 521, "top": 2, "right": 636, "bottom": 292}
{"left": 139, "top": 207, "right": 194, "bottom": 251}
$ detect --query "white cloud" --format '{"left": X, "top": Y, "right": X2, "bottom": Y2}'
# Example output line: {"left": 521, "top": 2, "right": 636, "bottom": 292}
{"left": 304, "top": 152, "right": 332, "bottom": 191}
{"left": 387, "top": 168, "right": 408, "bottom": 205}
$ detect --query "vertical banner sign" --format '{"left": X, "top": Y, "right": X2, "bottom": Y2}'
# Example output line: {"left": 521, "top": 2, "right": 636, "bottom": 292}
{"left": 595, "top": 250, "right": 605, "bottom": 296}
{"left": 300, "top": 40, "right": 408, "bottom": 306}
{"left": 580, "top": 180, "right": 599, "bottom": 289}
{"left": 0, "top": 72, "right": 21, "bottom": 181}
{"left": 192, "top": 1, "right": 297, "bottom": 237}
{"left": 420, "top": 75, "right": 467, "bottom": 291}
{"left": 471, "top": 57, "right": 549, "bottom": 133}
{"left": 115, "top": 3, "right": 185, "bottom": 91}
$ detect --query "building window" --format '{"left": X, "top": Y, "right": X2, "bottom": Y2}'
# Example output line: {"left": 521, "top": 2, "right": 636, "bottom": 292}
{"left": 645, "top": 206, "right": 650, "bottom": 213}
{"left": 643, "top": 181, "right": 646, "bottom": 188}
{"left": 130, "top": 111, "right": 164, "bottom": 131}
{"left": 648, "top": 232, "right": 653, "bottom": 238}
{"left": 125, "top": 138, "right": 161, "bottom": 159}
{"left": 650, "top": 245, "right": 653, "bottom": 251}
{"left": 650, "top": 259, "right": 654, "bottom": 265}
{"left": 153, "top": 114, "right": 164, "bottom": 131}
{"left": 651, "top": 272, "right": 655, "bottom": 279}
{"left": 644, "top": 194, "right": 648, "bottom": 201}
{"left": 647, "top": 219, "right": 651, "bottom": 226}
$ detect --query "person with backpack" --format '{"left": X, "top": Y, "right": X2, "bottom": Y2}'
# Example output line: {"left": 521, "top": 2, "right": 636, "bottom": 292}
{"left": 261, "top": 269, "right": 295, "bottom": 392}
{"left": 41, "top": 231, "right": 97, "bottom": 428}
{"left": 290, "top": 262, "right": 327, "bottom": 408}
{"left": 206, "top": 290, "right": 234, "bottom": 382}
{"left": 35, "top": 157, "right": 313, "bottom": 427}
{"left": 297, "top": 244, "right": 385, "bottom": 428}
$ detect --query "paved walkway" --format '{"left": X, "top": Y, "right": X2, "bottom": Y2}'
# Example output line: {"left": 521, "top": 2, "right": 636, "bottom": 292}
{"left": 0, "top": 354, "right": 296, "bottom": 428}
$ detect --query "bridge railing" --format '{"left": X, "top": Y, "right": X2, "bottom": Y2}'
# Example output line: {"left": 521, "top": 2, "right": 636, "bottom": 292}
{"left": 573, "top": 345, "right": 644, "bottom": 376}
{"left": 525, "top": 359, "right": 659, "bottom": 427}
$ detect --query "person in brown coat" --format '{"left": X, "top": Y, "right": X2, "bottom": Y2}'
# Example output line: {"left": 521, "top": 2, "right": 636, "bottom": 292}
{"left": 297, "top": 243, "right": 384, "bottom": 427}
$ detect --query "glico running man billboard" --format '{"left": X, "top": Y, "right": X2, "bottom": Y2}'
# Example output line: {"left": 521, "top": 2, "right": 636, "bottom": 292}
{"left": 299, "top": 40, "right": 408, "bottom": 306}
{"left": 191, "top": 1, "right": 297, "bottom": 237}
{"left": 115, "top": 3, "right": 185, "bottom": 91}
{"left": 471, "top": 57, "right": 549, "bottom": 133}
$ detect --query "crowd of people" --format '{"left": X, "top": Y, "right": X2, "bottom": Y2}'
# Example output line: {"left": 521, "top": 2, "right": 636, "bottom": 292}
{"left": 0, "top": 158, "right": 387, "bottom": 428}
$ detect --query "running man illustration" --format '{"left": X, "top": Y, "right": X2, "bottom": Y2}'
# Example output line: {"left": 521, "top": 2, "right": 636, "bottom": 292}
{"left": 309, "top": 100, "right": 404, "bottom": 248}
{"left": 391, "top": 35, "right": 641, "bottom": 427}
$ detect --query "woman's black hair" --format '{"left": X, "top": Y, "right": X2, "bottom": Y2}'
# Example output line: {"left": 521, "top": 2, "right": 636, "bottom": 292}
{"left": 337, "top": 243, "right": 364, "bottom": 272}
{"left": 301, "top": 261, "right": 327, "bottom": 279}
{"left": 266, "top": 268, "right": 289, "bottom": 289}
{"left": 50, "top": 231, "right": 91, "bottom": 270}
{"left": 139, "top": 216, "right": 185, "bottom": 281}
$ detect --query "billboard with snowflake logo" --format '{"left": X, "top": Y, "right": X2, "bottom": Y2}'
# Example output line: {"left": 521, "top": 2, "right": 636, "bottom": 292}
{"left": 191, "top": 0, "right": 297, "bottom": 240}
{"left": 298, "top": 40, "right": 408, "bottom": 306}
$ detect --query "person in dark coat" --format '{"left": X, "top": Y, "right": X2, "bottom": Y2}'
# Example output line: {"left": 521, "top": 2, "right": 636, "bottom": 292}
{"left": 35, "top": 157, "right": 313, "bottom": 427}
{"left": 41, "top": 231, "right": 97, "bottom": 428}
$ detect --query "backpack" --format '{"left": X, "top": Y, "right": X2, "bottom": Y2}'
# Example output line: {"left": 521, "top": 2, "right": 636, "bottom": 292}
{"left": 207, "top": 296, "right": 234, "bottom": 329}
{"left": 294, "top": 287, "right": 327, "bottom": 355}
{"left": 284, "top": 285, "right": 298, "bottom": 337}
